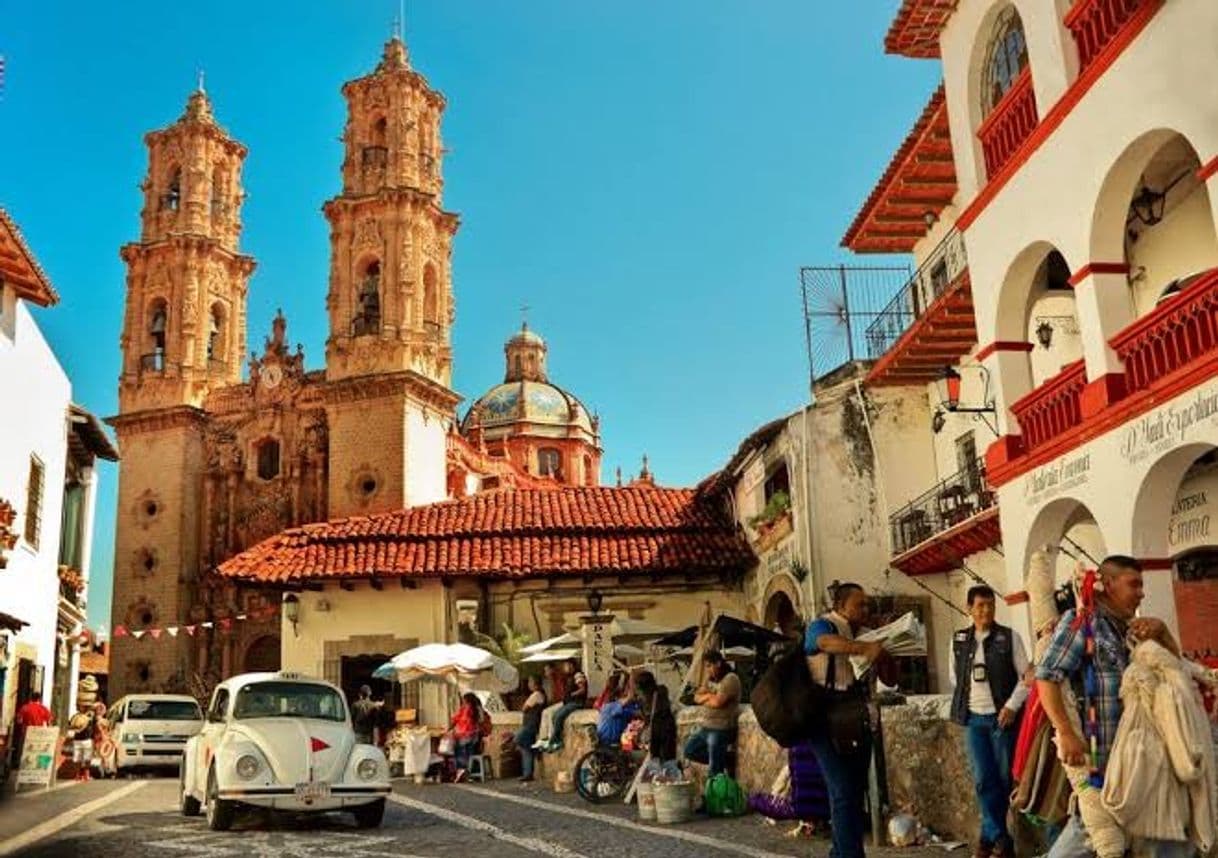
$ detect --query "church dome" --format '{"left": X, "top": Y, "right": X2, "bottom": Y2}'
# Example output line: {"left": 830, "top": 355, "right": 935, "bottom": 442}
{"left": 464, "top": 380, "right": 594, "bottom": 434}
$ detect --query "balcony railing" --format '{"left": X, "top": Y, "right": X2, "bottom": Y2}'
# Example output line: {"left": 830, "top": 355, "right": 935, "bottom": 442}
{"left": 1065, "top": 0, "right": 1151, "bottom": 71}
{"left": 977, "top": 68, "right": 1038, "bottom": 178}
{"left": 1112, "top": 269, "right": 1218, "bottom": 398}
{"left": 1010, "top": 359, "right": 1086, "bottom": 453}
{"left": 864, "top": 228, "right": 969, "bottom": 359}
{"left": 889, "top": 458, "right": 996, "bottom": 556}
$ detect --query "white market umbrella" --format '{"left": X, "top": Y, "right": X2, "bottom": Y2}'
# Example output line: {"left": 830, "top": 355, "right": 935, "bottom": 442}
{"left": 521, "top": 648, "right": 583, "bottom": 664}
{"left": 520, "top": 633, "right": 580, "bottom": 655}
{"left": 373, "top": 642, "right": 519, "bottom": 693}
{"left": 519, "top": 619, "right": 678, "bottom": 657}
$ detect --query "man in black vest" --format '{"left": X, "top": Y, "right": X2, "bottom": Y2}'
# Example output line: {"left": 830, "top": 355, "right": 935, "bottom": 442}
{"left": 950, "top": 585, "right": 1030, "bottom": 858}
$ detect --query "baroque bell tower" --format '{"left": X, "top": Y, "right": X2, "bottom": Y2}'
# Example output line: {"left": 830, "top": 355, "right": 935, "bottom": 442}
{"left": 118, "top": 83, "right": 255, "bottom": 411}
{"left": 322, "top": 35, "right": 461, "bottom": 518}
{"left": 109, "top": 84, "right": 255, "bottom": 697}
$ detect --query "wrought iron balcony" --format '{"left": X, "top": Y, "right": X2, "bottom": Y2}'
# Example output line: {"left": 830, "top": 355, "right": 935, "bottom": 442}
{"left": 362, "top": 146, "right": 389, "bottom": 168}
{"left": 351, "top": 315, "right": 381, "bottom": 337}
{"left": 864, "top": 228, "right": 969, "bottom": 360}
{"left": 890, "top": 458, "right": 995, "bottom": 555}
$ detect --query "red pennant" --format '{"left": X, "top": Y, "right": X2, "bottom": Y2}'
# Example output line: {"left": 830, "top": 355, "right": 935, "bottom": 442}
{"left": 310, "top": 737, "right": 330, "bottom": 753}
{"left": 219, "top": 618, "right": 233, "bottom": 632}
{"left": 113, "top": 625, "right": 129, "bottom": 638}
{"left": 150, "top": 628, "right": 162, "bottom": 640}
{"left": 185, "top": 625, "right": 197, "bottom": 636}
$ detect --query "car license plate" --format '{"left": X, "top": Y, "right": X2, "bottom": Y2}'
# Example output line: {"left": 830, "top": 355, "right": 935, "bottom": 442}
{"left": 294, "top": 781, "right": 330, "bottom": 801}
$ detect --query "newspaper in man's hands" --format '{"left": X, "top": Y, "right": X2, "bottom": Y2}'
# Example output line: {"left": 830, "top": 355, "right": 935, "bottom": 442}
{"left": 849, "top": 611, "right": 927, "bottom": 678}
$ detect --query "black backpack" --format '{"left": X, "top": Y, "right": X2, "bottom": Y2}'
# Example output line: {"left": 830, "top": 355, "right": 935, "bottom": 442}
{"left": 750, "top": 645, "right": 827, "bottom": 747}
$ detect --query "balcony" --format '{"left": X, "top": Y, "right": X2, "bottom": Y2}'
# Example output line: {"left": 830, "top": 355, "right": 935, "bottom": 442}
{"left": 1112, "top": 269, "right": 1218, "bottom": 400}
{"left": 1065, "top": 0, "right": 1158, "bottom": 72}
{"left": 1010, "top": 359, "right": 1086, "bottom": 454}
{"left": 362, "top": 146, "right": 388, "bottom": 168}
{"left": 889, "top": 459, "right": 1001, "bottom": 575}
{"left": 977, "top": 69, "right": 1038, "bottom": 179}
{"left": 864, "top": 229, "right": 977, "bottom": 386}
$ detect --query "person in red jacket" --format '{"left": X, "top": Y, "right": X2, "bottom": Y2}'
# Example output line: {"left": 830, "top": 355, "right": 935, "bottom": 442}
{"left": 449, "top": 693, "right": 489, "bottom": 781}
{"left": 16, "top": 693, "right": 52, "bottom": 728}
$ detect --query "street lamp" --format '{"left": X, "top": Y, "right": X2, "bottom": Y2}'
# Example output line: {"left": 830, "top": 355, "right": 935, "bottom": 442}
{"left": 1130, "top": 184, "right": 1167, "bottom": 227}
{"left": 586, "top": 588, "right": 604, "bottom": 616}
{"left": 932, "top": 365, "right": 998, "bottom": 435}
{"left": 283, "top": 593, "right": 300, "bottom": 637}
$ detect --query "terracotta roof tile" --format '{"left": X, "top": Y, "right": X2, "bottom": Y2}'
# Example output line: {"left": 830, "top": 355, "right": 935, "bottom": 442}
{"left": 217, "top": 485, "right": 754, "bottom": 585}
{"left": 886, "top": 0, "right": 958, "bottom": 58}
{"left": 0, "top": 208, "right": 59, "bottom": 307}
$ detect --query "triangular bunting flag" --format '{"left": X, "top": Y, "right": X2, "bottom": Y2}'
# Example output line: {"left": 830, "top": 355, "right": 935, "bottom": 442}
{"left": 167, "top": 627, "right": 179, "bottom": 637}
{"left": 132, "top": 630, "right": 146, "bottom": 640}
{"left": 113, "top": 625, "right": 129, "bottom": 638}
{"left": 219, "top": 618, "right": 233, "bottom": 631}
{"left": 185, "top": 625, "right": 197, "bottom": 636}
{"left": 235, "top": 613, "right": 247, "bottom": 621}
{"left": 150, "top": 628, "right": 162, "bottom": 640}
{"left": 202, "top": 622, "right": 214, "bottom": 629}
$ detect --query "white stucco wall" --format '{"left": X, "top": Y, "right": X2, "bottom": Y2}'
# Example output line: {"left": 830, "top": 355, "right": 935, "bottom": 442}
{"left": 0, "top": 293, "right": 71, "bottom": 732}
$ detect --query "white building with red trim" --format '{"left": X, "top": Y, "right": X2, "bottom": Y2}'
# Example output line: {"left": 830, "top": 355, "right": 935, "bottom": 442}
{"left": 851, "top": 0, "right": 1218, "bottom": 650}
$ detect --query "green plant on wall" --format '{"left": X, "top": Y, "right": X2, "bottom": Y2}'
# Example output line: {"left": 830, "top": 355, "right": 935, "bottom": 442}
{"left": 748, "top": 490, "right": 791, "bottom": 528}
{"left": 471, "top": 622, "right": 537, "bottom": 676}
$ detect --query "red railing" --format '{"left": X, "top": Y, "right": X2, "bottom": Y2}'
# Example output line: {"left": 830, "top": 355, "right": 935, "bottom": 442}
{"left": 977, "top": 69, "right": 1038, "bottom": 178}
{"left": 1112, "top": 270, "right": 1218, "bottom": 397}
{"left": 1011, "top": 359, "right": 1086, "bottom": 452}
{"left": 1065, "top": 0, "right": 1151, "bottom": 71}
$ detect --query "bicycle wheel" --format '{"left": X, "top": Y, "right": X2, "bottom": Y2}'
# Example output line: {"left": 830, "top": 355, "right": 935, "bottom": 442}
{"left": 574, "top": 748, "right": 631, "bottom": 803}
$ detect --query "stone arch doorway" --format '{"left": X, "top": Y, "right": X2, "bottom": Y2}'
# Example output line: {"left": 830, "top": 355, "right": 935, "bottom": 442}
{"left": 243, "top": 635, "right": 281, "bottom": 673}
{"left": 761, "top": 574, "right": 803, "bottom": 638}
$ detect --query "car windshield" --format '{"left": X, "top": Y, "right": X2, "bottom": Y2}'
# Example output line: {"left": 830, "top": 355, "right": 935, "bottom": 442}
{"left": 127, "top": 700, "right": 203, "bottom": 721}
{"left": 232, "top": 681, "right": 346, "bottom": 722}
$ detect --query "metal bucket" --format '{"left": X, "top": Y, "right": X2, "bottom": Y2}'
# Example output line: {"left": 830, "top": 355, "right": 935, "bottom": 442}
{"left": 636, "top": 781, "right": 657, "bottom": 821}
{"left": 653, "top": 781, "right": 694, "bottom": 824}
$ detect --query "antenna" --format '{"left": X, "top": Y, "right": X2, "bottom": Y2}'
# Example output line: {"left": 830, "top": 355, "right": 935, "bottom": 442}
{"left": 520, "top": 303, "right": 531, "bottom": 329}
{"left": 196, "top": 67, "right": 205, "bottom": 93}
{"left": 393, "top": 0, "right": 405, "bottom": 39}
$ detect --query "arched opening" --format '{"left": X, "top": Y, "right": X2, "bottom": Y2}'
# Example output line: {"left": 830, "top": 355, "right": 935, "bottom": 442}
{"left": 538, "top": 447, "right": 562, "bottom": 479}
{"left": 353, "top": 259, "right": 381, "bottom": 336}
{"left": 422, "top": 263, "right": 439, "bottom": 329}
{"left": 145, "top": 299, "right": 168, "bottom": 372}
{"left": 161, "top": 166, "right": 182, "bottom": 211}
{"left": 1100, "top": 133, "right": 1218, "bottom": 319}
{"left": 1025, "top": 249, "right": 1082, "bottom": 386}
{"left": 243, "top": 635, "right": 281, "bottom": 673}
{"left": 763, "top": 589, "right": 799, "bottom": 638}
{"left": 207, "top": 303, "right": 225, "bottom": 364}
{"left": 981, "top": 6, "right": 1029, "bottom": 116}
{"left": 255, "top": 438, "right": 281, "bottom": 481}
{"left": 362, "top": 117, "right": 389, "bottom": 169}
{"left": 1024, "top": 496, "right": 1108, "bottom": 598}
{"left": 211, "top": 165, "right": 227, "bottom": 220}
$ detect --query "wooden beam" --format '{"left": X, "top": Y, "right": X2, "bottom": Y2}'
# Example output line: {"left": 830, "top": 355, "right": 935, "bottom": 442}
{"left": 370, "top": 577, "right": 383, "bottom": 591}
{"left": 339, "top": 580, "right": 354, "bottom": 591}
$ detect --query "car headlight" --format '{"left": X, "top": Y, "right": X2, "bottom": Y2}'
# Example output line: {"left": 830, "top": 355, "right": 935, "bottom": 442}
{"left": 357, "top": 758, "right": 379, "bottom": 781}
{"left": 235, "top": 754, "right": 261, "bottom": 780}
{"left": 122, "top": 733, "right": 139, "bottom": 744}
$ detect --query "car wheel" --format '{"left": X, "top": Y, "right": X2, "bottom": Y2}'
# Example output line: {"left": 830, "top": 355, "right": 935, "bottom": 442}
{"left": 352, "top": 798, "right": 385, "bottom": 829}
{"left": 205, "top": 769, "right": 234, "bottom": 831}
{"left": 180, "top": 765, "right": 201, "bottom": 817}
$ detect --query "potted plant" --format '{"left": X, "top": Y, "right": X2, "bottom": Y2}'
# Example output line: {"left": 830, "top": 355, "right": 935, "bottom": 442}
{"left": 749, "top": 491, "right": 792, "bottom": 549}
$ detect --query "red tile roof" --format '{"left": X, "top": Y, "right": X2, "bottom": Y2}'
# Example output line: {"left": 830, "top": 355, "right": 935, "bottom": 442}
{"left": 217, "top": 486, "right": 754, "bottom": 585}
{"left": 0, "top": 208, "right": 59, "bottom": 307}
{"left": 842, "top": 85, "right": 957, "bottom": 253}
{"left": 886, "top": 0, "right": 958, "bottom": 58}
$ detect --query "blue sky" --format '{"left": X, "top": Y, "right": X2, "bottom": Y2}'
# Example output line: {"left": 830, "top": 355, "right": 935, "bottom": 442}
{"left": 2, "top": 2, "right": 939, "bottom": 632}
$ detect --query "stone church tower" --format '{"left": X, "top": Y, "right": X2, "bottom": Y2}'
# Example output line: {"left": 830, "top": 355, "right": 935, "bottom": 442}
{"left": 110, "top": 85, "right": 257, "bottom": 692}
{"left": 322, "top": 36, "right": 461, "bottom": 518}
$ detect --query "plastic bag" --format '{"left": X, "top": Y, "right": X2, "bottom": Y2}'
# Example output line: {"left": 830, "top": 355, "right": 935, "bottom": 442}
{"left": 438, "top": 733, "right": 456, "bottom": 756}
{"left": 704, "top": 773, "right": 748, "bottom": 817}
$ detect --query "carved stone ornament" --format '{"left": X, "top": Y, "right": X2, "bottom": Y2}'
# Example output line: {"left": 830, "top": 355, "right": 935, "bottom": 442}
{"left": 365, "top": 86, "right": 389, "bottom": 111}
{"left": 355, "top": 218, "right": 381, "bottom": 251}
{"left": 206, "top": 263, "right": 226, "bottom": 297}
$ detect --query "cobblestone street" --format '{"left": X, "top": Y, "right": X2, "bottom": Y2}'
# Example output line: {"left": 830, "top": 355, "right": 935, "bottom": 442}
{"left": 0, "top": 776, "right": 954, "bottom": 857}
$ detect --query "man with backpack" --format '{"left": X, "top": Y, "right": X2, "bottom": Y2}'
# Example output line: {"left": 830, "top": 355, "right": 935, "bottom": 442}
{"left": 804, "top": 582, "right": 885, "bottom": 858}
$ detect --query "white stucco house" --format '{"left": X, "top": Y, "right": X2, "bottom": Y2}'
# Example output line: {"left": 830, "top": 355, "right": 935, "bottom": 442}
{"left": 0, "top": 208, "right": 117, "bottom": 745}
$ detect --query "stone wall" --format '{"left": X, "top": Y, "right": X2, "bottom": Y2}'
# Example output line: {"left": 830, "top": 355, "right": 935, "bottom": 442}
{"left": 493, "top": 699, "right": 977, "bottom": 843}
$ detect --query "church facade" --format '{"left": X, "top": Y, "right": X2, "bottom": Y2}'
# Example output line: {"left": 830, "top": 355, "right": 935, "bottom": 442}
{"left": 107, "top": 36, "right": 604, "bottom": 698}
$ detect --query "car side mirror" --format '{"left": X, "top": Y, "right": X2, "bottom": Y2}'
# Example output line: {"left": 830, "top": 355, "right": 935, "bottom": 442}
{"left": 207, "top": 711, "right": 223, "bottom": 724}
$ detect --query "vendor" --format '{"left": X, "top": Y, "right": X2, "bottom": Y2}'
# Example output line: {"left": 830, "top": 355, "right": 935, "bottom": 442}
{"left": 449, "top": 692, "right": 490, "bottom": 781}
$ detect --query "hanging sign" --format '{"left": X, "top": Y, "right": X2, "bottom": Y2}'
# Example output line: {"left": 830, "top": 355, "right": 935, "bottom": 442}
{"left": 16, "top": 726, "right": 59, "bottom": 787}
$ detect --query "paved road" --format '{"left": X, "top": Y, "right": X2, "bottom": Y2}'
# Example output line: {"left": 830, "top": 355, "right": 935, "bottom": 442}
{"left": 1, "top": 776, "right": 951, "bottom": 857}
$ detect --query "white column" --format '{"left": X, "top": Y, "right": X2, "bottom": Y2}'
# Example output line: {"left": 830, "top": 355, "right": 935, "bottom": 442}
{"left": 1071, "top": 269, "right": 1134, "bottom": 380}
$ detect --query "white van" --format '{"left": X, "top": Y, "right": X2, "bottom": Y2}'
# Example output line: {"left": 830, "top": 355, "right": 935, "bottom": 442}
{"left": 109, "top": 694, "right": 204, "bottom": 772}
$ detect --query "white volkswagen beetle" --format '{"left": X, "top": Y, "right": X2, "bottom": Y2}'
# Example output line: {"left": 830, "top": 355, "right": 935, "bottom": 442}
{"left": 180, "top": 672, "right": 391, "bottom": 831}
